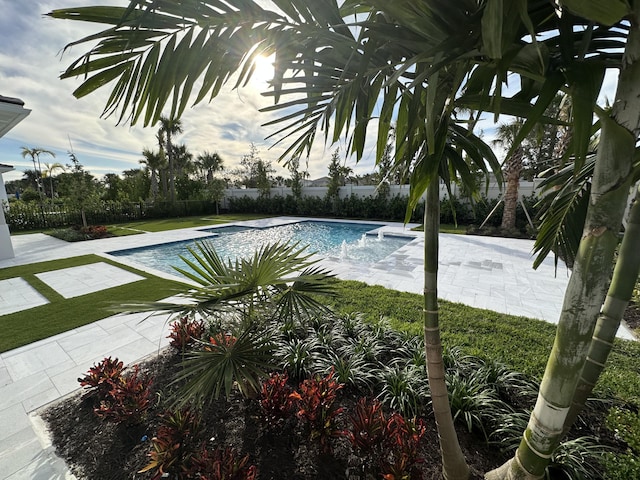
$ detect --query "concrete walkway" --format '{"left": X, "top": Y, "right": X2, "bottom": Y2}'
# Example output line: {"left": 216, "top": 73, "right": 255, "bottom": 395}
{"left": 0, "top": 217, "right": 634, "bottom": 479}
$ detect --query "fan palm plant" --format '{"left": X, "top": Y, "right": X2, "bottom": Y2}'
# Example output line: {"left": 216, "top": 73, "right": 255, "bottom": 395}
{"left": 117, "top": 240, "right": 335, "bottom": 403}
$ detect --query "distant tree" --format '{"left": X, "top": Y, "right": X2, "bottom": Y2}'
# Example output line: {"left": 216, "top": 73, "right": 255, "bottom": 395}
{"left": 121, "top": 168, "right": 151, "bottom": 201}
{"left": 20, "top": 147, "right": 55, "bottom": 202}
{"left": 326, "top": 148, "right": 342, "bottom": 211}
{"left": 102, "top": 173, "right": 124, "bottom": 201}
{"left": 171, "top": 143, "right": 194, "bottom": 179}
{"left": 42, "top": 162, "right": 66, "bottom": 200}
{"left": 157, "top": 116, "right": 183, "bottom": 202}
{"left": 206, "top": 178, "right": 226, "bottom": 214}
{"left": 139, "top": 148, "right": 164, "bottom": 200}
{"left": 57, "top": 152, "right": 100, "bottom": 227}
{"left": 288, "top": 156, "right": 306, "bottom": 200}
{"left": 196, "top": 151, "right": 224, "bottom": 184}
{"left": 256, "top": 159, "right": 274, "bottom": 198}
{"left": 20, "top": 169, "right": 41, "bottom": 195}
{"left": 238, "top": 143, "right": 261, "bottom": 188}
{"left": 376, "top": 129, "right": 396, "bottom": 199}
{"left": 237, "top": 143, "right": 274, "bottom": 193}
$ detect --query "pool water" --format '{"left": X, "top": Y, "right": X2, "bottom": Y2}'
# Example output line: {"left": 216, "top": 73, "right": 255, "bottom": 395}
{"left": 108, "top": 221, "right": 412, "bottom": 276}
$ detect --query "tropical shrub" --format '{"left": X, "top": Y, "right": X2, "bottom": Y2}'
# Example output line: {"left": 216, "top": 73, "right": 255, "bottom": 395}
{"left": 139, "top": 407, "right": 203, "bottom": 478}
{"left": 290, "top": 369, "right": 345, "bottom": 453}
{"left": 93, "top": 364, "right": 153, "bottom": 424}
{"left": 167, "top": 316, "right": 206, "bottom": 351}
{"left": 78, "top": 358, "right": 153, "bottom": 424}
{"left": 187, "top": 446, "right": 257, "bottom": 480}
{"left": 380, "top": 413, "right": 427, "bottom": 480}
{"left": 259, "top": 372, "right": 295, "bottom": 427}
{"left": 78, "top": 356, "right": 125, "bottom": 398}
{"left": 342, "top": 397, "right": 387, "bottom": 456}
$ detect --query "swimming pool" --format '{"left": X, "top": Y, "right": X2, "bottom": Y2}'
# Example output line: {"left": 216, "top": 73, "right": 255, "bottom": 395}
{"left": 108, "top": 221, "right": 413, "bottom": 277}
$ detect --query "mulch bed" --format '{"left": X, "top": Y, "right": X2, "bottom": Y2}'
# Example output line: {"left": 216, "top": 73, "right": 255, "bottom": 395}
{"left": 41, "top": 350, "right": 503, "bottom": 480}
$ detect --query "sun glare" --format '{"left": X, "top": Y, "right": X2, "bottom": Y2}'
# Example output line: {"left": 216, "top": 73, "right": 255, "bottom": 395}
{"left": 251, "top": 54, "right": 275, "bottom": 86}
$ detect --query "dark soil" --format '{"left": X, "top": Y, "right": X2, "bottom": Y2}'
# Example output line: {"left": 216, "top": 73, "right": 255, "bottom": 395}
{"left": 42, "top": 350, "right": 499, "bottom": 480}
{"left": 623, "top": 302, "right": 640, "bottom": 337}
{"left": 41, "top": 348, "right": 626, "bottom": 480}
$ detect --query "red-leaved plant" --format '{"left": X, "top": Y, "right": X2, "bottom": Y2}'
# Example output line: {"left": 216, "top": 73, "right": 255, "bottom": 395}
{"left": 341, "top": 398, "right": 427, "bottom": 479}
{"left": 186, "top": 446, "right": 257, "bottom": 480}
{"left": 139, "top": 406, "right": 203, "bottom": 479}
{"left": 168, "top": 316, "right": 205, "bottom": 351}
{"left": 94, "top": 364, "right": 153, "bottom": 424}
{"left": 380, "top": 414, "right": 427, "bottom": 480}
{"left": 207, "top": 332, "right": 238, "bottom": 348}
{"left": 259, "top": 372, "right": 294, "bottom": 427}
{"left": 78, "top": 358, "right": 152, "bottom": 424}
{"left": 78, "top": 356, "right": 125, "bottom": 397}
{"left": 342, "top": 397, "right": 387, "bottom": 456}
{"left": 289, "top": 369, "right": 344, "bottom": 453}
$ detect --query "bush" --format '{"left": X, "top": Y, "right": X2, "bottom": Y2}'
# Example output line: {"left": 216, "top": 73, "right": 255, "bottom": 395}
{"left": 78, "top": 357, "right": 153, "bottom": 425}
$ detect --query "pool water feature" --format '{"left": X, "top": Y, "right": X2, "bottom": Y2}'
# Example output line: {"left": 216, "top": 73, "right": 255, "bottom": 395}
{"left": 108, "top": 221, "right": 412, "bottom": 277}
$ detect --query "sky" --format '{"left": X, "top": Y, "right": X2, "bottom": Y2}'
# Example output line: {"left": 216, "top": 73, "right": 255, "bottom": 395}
{"left": 0, "top": 1, "right": 621, "bottom": 185}
{"left": 0, "top": 0, "right": 377, "bottom": 184}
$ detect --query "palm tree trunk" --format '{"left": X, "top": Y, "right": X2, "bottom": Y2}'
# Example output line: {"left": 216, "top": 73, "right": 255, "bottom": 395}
{"left": 561, "top": 187, "right": 640, "bottom": 435}
{"left": 167, "top": 134, "right": 175, "bottom": 202}
{"left": 500, "top": 148, "right": 523, "bottom": 231}
{"left": 486, "top": 8, "right": 640, "bottom": 479}
{"left": 424, "top": 175, "right": 470, "bottom": 480}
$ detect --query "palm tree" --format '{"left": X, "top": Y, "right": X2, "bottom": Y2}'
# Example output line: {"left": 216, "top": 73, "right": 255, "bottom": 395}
{"left": 21, "top": 169, "right": 41, "bottom": 194}
{"left": 171, "top": 143, "right": 194, "bottom": 179}
{"left": 196, "top": 151, "right": 224, "bottom": 184}
{"left": 20, "top": 147, "right": 55, "bottom": 202}
{"left": 157, "top": 116, "right": 182, "bottom": 202}
{"left": 42, "top": 162, "right": 66, "bottom": 200}
{"left": 139, "top": 148, "right": 163, "bottom": 200}
{"left": 493, "top": 121, "right": 526, "bottom": 232}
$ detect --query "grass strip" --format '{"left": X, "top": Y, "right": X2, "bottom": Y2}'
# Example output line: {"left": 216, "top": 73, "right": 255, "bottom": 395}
{"left": 0, "top": 255, "right": 187, "bottom": 353}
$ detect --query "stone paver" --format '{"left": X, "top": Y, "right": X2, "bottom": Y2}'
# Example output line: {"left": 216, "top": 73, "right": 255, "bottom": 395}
{"left": 35, "top": 262, "right": 145, "bottom": 299}
{"left": 0, "top": 278, "right": 49, "bottom": 315}
{"left": 0, "top": 216, "right": 636, "bottom": 479}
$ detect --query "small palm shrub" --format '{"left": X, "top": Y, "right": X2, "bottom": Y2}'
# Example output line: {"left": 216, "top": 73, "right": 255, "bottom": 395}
{"left": 175, "top": 327, "right": 275, "bottom": 403}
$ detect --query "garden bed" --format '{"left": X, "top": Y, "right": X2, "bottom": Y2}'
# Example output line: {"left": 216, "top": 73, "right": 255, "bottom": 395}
{"left": 41, "top": 314, "right": 625, "bottom": 480}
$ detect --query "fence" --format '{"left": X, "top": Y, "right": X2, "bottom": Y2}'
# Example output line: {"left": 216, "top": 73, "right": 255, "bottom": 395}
{"left": 220, "top": 181, "right": 539, "bottom": 209}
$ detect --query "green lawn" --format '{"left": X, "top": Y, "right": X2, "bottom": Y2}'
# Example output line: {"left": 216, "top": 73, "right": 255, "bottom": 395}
{"left": 106, "top": 213, "right": 274, "bottom": 233}
{"left": 0, "top": 255, "right": 188, "bottom": 353}
{"left": 412, "top": 223, "right": 469, "bottom": 234}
